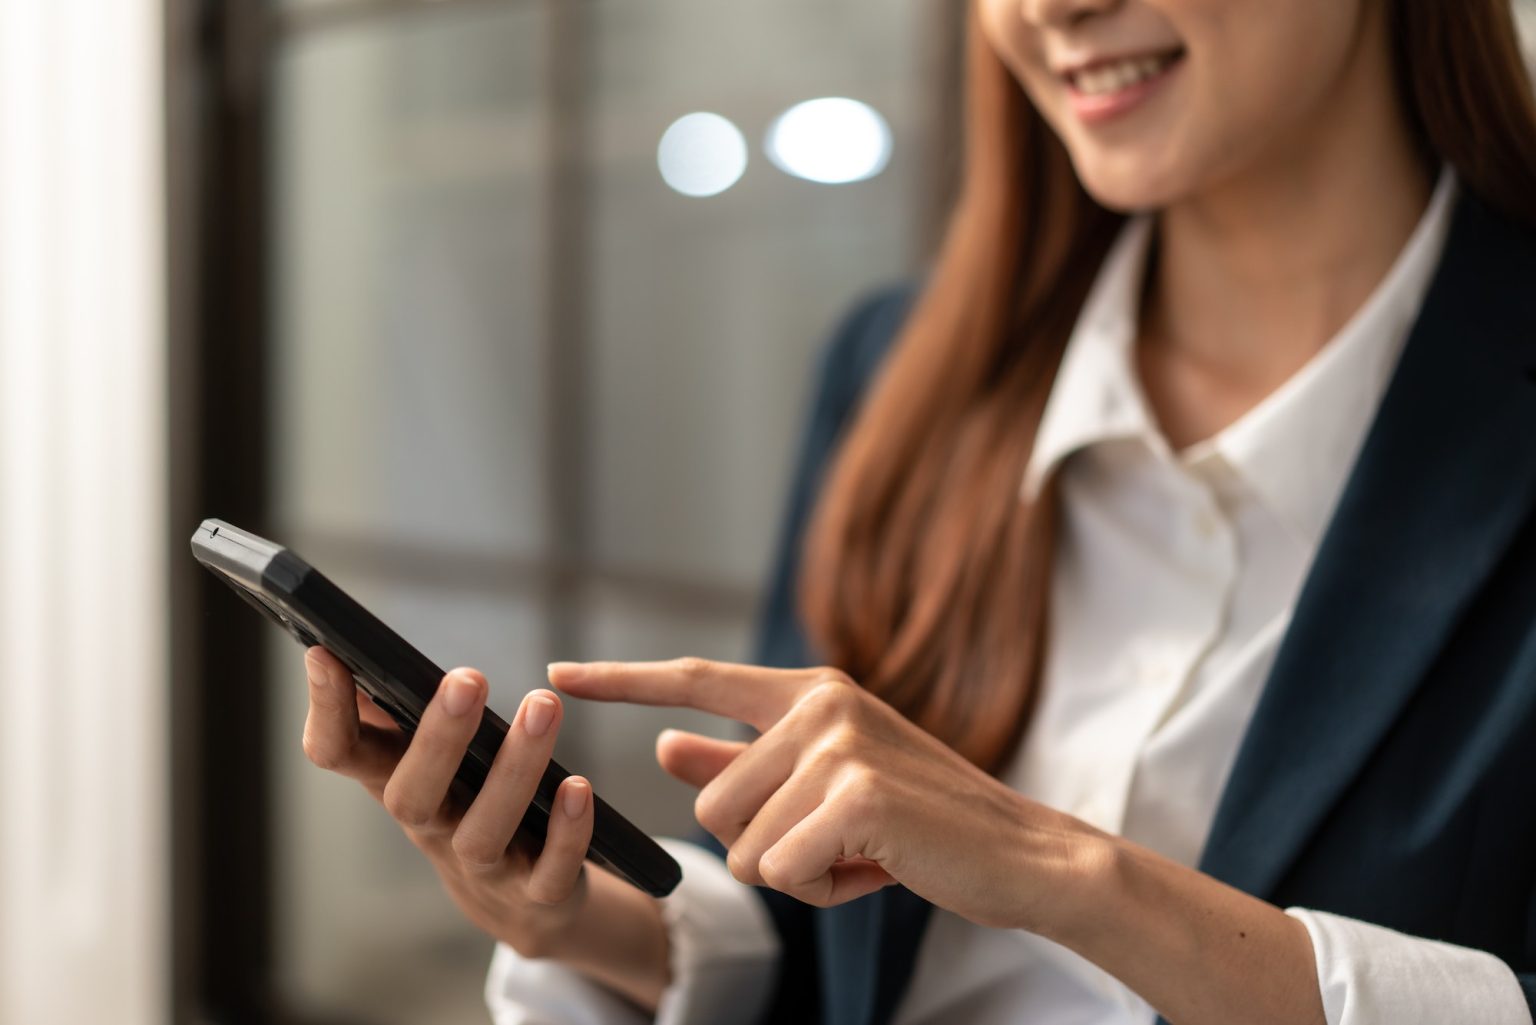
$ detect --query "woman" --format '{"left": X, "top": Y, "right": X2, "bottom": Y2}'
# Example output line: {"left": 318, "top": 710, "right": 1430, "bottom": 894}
{"left": 300, "top": 0, "right": 1536, "bottom": 1022}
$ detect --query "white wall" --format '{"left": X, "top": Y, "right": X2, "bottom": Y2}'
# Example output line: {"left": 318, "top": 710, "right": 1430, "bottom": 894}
{"left": 0, "top": 1, "right": 169, "bottom": 1023}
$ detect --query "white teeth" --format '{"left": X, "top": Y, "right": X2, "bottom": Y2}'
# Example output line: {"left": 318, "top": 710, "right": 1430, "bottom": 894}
{"left": 1071, "top": 53, "right": 1175, "bottom": 97}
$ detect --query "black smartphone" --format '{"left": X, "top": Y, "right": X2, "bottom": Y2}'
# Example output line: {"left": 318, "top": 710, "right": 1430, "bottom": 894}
{"left": 190, "top": 517, "right": 682, "bottom": 898}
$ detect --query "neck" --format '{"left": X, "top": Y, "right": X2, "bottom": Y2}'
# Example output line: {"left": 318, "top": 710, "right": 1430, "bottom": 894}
{"left": 1138, "top": 16, "right": 1434, "bottom": 447}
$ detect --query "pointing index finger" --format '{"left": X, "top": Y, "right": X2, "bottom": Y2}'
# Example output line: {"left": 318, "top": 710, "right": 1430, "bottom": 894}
{"left": 548, "top": 658, "right": 806, "bottom": 731}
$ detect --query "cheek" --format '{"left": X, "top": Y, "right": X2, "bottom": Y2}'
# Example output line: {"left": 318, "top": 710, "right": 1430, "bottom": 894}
{"left": 977, "top": 0, "right": 1057, "bottom": 101}
{"left": 1164, "top": 1, "right": 1364, "bottom": 190}
{"left": 975, "top": 0, "right": 1015, "bottom": 59}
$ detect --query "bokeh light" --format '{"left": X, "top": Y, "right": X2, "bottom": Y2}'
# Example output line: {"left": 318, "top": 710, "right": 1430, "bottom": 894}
{"left": 765, "top": 97, "right": 892, "bottom": 185}
{"left": 657, "top": 112, "right": 749, "bottom": 197}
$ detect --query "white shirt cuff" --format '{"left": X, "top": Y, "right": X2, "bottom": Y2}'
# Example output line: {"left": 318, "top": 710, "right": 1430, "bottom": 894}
{"left": 1286, "top": 907, "right": 1531, "bottom": 1025}
{"left": 485, "top": 942, "right": 650, "bottom": 1025}
{"left": 484, "top": 838, "right": 780, "bottom": 1025}
{"left": 652, "top": 838, "right": 780, "bottom": 1024}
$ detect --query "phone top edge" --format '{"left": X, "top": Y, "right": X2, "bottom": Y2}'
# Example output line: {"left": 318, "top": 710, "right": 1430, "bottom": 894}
{"left": 195, "top": 518, "right": 278, "bottom": 551}
{"left": 190, "top": 518, "right": 283, "bottom": 590}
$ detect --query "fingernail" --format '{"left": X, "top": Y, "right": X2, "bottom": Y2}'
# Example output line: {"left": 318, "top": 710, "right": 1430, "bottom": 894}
{"left": 547, "top": 662, "right": 584, "bottom": 683}
{"left": 562, "top": 778, "right": 588, "bottom": 818}
{"left": 443, "top": 673, "right": 481, "bottom": 717}
{"left": 523, "top": 694, "right": 556, "bottom": 737}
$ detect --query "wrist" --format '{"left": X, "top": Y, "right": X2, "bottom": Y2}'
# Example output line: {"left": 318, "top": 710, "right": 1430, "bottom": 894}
{"left": 1019, "top": 832, "right": 1329, "bottom": 1025}
{"left": 1008, "top": 801, "right": 1125, "bottom": 944}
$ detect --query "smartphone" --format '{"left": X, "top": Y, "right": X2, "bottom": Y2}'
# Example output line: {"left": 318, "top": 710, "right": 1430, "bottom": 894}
{"left": 190, "top": 517, "right": 682, "bottom": 897}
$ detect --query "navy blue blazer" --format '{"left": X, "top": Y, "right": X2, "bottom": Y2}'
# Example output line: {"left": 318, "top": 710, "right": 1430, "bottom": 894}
{"left": 733, "top": 189, "right": 1536, "bottom": 1025}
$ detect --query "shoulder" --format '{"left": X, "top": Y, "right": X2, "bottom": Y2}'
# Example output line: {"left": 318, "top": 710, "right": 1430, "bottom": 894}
{"left": 750, "top": 281, "right": 922, "bottom": 671}
{"left": 806, "top": 280, "right": 922, "bottom": 434}
{"left": 1439, "top": 188, "right": 1536, "bottom": 328}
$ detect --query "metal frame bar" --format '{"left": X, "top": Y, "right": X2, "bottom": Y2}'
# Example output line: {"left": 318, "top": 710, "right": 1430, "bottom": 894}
{"left": 166, "top": 0, "right": 277, "bottom": 1021}
{"left": 540, "top": 0, "right": 595, "bottom": 709}
{"left": 287, "top": 528, "right": 758, "bottom": 620}
{"left": 163, "top": 5, "right": 202, "bottom": 1021}
{"left": 273, "top": 0, "right": 523, "bottom": 39}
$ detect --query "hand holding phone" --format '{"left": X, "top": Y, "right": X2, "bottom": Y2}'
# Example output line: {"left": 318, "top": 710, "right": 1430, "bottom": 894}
{"left": 193, "top": 519, "right": 679, "bottom": 1006}
{"left": 190, "top": 518, "right": 681, "bottom": 896}
{"left": 301, "top": 644, "right": 608, "bottom": 952}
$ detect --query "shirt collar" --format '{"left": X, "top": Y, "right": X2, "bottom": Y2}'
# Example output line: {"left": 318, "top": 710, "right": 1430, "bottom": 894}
{"left": 1022, "top": 168, "right": 1457, "bottom": 549}
{"left": 1020, "top": 214, "right": 1160, "bottom": 499}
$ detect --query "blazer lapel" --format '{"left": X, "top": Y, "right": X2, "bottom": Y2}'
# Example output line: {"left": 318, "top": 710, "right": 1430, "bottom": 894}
{"left": 1198, "top": 193, "right": 1536, "bottom": 898}
{"left": 870, "top": 886, "right": 934, "bottom": 1025}
{"left": 816, "top": 890, "right": 884, "bottom": 1025}
{"left": 814, "top": 885, "right": 933, "bottom": 1025}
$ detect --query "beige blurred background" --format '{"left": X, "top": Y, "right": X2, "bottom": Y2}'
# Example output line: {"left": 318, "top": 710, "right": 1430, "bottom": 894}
{"left": 2, "top": 2, "right": 1534, "bottom": 1024}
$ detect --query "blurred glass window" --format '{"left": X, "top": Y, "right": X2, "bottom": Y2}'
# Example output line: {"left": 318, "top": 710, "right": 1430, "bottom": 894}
{"left": 267, "top": 0, "right": 951, "bottom": 1020}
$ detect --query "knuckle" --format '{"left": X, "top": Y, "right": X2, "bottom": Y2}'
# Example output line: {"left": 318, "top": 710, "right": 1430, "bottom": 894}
{"left": 450, "top": 830, "right": 500, "bottom": 872}
{"left": 814, "top": 666, "right": 854, "bottom": 688}
{"left": 725, "top": 847, "right": 759, "bottom": 886}
{"left": 672, "top": 656, "right": 712, "bottom": 679}
{"left": 693, "top": 787, "right": 726, "bottom": 835}
{"left": 381, "top": 782, "right": 433, "bottom": 829}
{"left": 301, "top": 730, "right": 344, "bottom": 772}
{"left": 803, "top": 678, "right": 859, "bottom": 718}
{"left": 756, "top": 853, "right": 790, "bottom": 891}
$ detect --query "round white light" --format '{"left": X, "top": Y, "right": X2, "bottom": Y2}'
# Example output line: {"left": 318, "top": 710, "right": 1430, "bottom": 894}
{"left": 657, "top": 112, "right": 749, "bottom": 198}
{"left": 765, "top": 97, "right": 892, "bottom": 185}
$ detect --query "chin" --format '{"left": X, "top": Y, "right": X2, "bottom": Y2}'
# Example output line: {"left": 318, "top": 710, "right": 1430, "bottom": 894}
{"left": 1072, "top": 159, "right": 1190, "bottom": 214}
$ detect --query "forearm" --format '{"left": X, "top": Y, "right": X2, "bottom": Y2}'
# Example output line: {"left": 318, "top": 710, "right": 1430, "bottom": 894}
{"left": 544, "top": 866, "right": 672, "bottom": 1013}
{"left": 1038, "top": 833, "right": 1326, "bottom": 1025}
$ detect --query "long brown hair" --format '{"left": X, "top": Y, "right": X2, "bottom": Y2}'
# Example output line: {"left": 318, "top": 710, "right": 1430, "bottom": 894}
{"left": 800, "top": 0, "right": 1536, "bottom": 773}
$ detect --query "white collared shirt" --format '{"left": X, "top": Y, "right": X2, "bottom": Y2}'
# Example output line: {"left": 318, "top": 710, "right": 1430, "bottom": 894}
{"left": 486, "top": 168, "right": 1532, "bottom": 1025}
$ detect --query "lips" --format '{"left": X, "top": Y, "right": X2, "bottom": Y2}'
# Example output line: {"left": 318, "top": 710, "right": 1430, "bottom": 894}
{"left": 1062, "top": 48, "right": 1185, "bottom": 98}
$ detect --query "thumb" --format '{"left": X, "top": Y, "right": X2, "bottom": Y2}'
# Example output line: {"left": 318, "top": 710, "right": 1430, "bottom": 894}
{"left": 656, "top": 729, "right": 748, "bottom": 788}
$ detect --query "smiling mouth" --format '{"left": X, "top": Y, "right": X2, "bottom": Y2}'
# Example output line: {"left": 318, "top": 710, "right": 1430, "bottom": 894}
{"left": 1065, "top": 48, "right": 1186, "bottom": 97}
